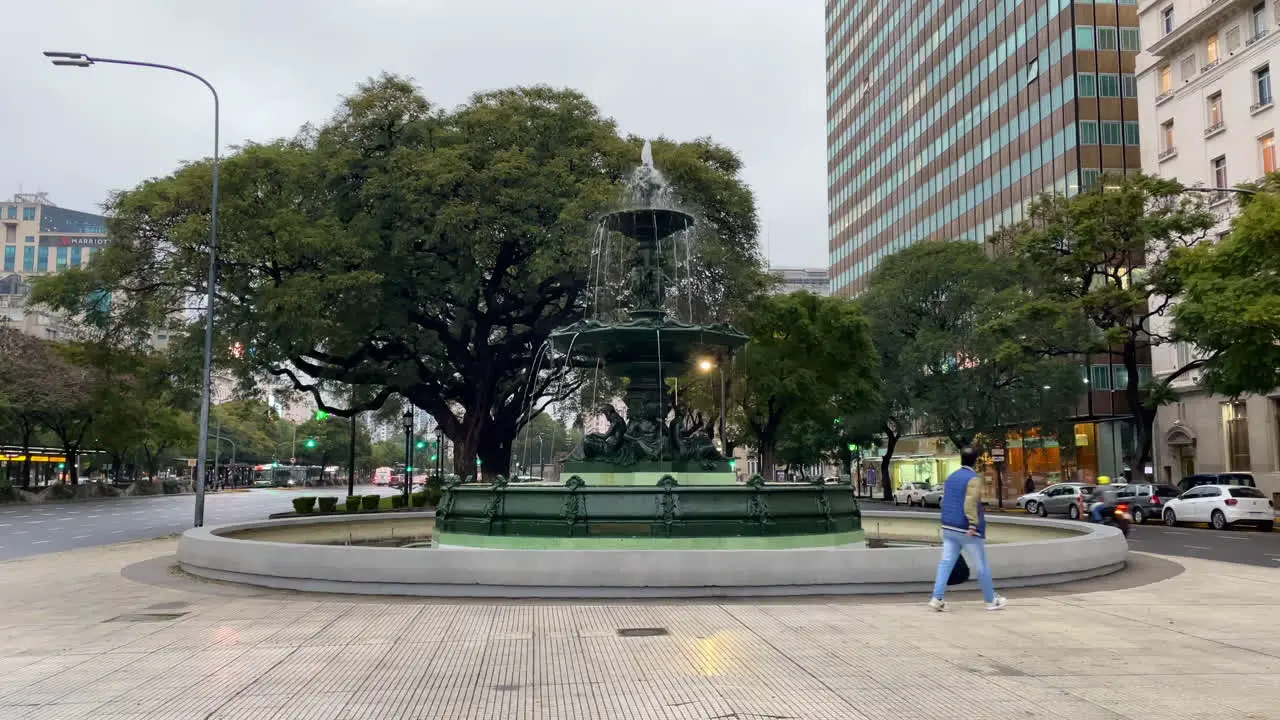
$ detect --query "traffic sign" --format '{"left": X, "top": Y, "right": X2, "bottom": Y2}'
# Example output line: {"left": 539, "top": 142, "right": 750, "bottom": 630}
{"left": 290, "top": 457, "right": 297, "bottom": 464}
{"left": 991, "top": 446, "right": 1005, "bottom": 462}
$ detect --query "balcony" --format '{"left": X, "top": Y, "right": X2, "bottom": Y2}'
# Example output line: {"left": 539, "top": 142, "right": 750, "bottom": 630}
{"left": 1204, "top": 120, "right": 1226, "bottom": 137}
{"left": 1200, "top": 59, "right": 1222, "bottom": 74}
{"left": 1155, "top": 90, "right": 1175, "bottom": 105}
{"left": 1148, "top": 0, "right": 1257, "bottom": 58}
{"left": 1247, "top": 28, "right": 1269, "bottom": 46}
{"left": 1251, "top": 99, "right": 1274, "bottom": 114}
{"left": 1158, "top": 147, "right": 1179, "bottom": 162}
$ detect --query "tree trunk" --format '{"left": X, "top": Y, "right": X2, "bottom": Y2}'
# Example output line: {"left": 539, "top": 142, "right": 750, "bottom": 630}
{"left": 64, "top": 446, "right": 79, "bottom": 485}
{"left": 1122, "top": 343, "right": 1153, "bottom": 473}
{"left": 478, "top": 432, "right": 512, "bottom": 480}
{"left": 757, "top": 429, "right": 777, "bottom": 481}
{"left": 19, "top": 425, "right": 33, "bottom": 490}
{"left": 879, "top": 427, "right": 900, "bottom": 501}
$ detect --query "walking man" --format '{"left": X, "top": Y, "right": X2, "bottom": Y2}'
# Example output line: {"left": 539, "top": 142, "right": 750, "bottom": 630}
{"left": 929, "top": 447, "right": 1006, "bottom": 611}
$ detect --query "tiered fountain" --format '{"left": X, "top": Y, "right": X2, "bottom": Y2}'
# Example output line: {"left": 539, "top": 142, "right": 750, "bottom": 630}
{"left": 433, "top": 143, "right": 863, "bottom": 549}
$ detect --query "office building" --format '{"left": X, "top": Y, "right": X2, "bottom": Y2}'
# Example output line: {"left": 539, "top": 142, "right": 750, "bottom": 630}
{"left": 0, "top": 193, "right": 108, "bottom": 283}
{"left": 827, "top": 0, "right": 1142, "bottom": 296}
{"left": 769, "top": 266, "right": 830, "bottom": 296}
{"left": 1137, "top": 0, "right": 1280, "bottom": 494}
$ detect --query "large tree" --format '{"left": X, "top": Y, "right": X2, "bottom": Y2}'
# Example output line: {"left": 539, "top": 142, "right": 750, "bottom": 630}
{"left": 1170, "top": 184, "right": 1280, "bottom": 396}
{"left": 34, "top": 76, "right": 764, "bottom": 479}
{"left": 993, "top": 174, "right": 1219, "bottom": 470}
{"left": 861, "top": 241, "right": 1082, "bottom": 499}
{"left": 0, "top": 329, "right": 68, "bottom": 487}
{"left": 735, "top": 292, "right": 879, "bottom": 479}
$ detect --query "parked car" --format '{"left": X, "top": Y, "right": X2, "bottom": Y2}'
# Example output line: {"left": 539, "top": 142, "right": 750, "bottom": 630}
{"left": 1178, "top": 472, "right": 1256, "bottom": 493}
{"left": 1032, "top": 483, "right": 1096, "bottom": 519}
{"left": 1114, "top": 483, "right": 1181, "bottom": 524}
{"left": 1021, "top": 482, "right": 1090, "bottom": 516}
{"left": 893, "top": 482, "right": 933, "bottom": 506}
{"left": 1163, "top": 484, "right": 1274, "bottom": 531}
{"left": 921, "top": 485, "right": 944, "bottom": 508}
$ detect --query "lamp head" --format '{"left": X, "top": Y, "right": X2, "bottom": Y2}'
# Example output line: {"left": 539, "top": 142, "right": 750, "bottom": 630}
{"left": 44, "top": 51, "right": 92, "bottom": 67}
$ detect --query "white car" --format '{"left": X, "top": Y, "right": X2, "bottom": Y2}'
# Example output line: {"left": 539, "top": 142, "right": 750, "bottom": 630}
{"left": 1162, "top": 484, "right": 1275, "bottom": 531}
{"left": 893, "top": 482, "right": 933, "bottom": 507}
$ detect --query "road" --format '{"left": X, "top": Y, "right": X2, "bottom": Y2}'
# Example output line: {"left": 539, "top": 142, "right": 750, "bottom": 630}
{"left": 865, "top": 500, "right": 1280, "bottom": 567}
{"left": 0, "top": 485, "right": 399, "bottom": 561}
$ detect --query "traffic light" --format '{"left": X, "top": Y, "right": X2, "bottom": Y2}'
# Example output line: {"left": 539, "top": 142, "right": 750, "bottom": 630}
{"left": 430, "top": 453, "right": 438, "bottom": 461}
{"left": 314, "top": 410, "right": 329, "bottom": 421}
{"left": 304, "top": 437, "right": 317, "bottom": 449}
{"left": 57, "top": 462, "right": 65, "bottom": 469}
{"left": 415, "top": 439, "right": 426, "bottom": 450}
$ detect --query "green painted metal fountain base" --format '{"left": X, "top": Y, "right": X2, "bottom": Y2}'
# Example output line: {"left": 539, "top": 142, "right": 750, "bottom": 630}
{"left": 434, "top": 482, "right": 862, "bottom": 548}
{"left": 560, "top": 460, "right": 734, "bottom": 486}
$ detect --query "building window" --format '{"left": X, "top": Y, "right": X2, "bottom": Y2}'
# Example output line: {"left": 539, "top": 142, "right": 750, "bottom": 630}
{"left": 1076, "top": 25, "right": 1096, "bottom": 50}
{"left": 1120, "top": 28, "right": 1141, "bottom": 51}
{"left": 70, "top": 247, "right": 83, "bottom": 268}
{"left": 1159, "top": 65, "right": 1172, "bottom": 94}
{"left": 1223, "top": 401, "right": 1252, "bottom": 471}
{"left": 1207, "top": 93, "right": 1223, "bottom": 126}
{"left": 36, "top": 247, "right": 48, "bottom": 273}
{"left": 1206, "top": 33, "right": 1220, "bottom": 65}
{"left": 1161, "top": 120, "right": 1176, "bottom": 151}
{"left": 1256, "top": 65, "right": 1274, "bottom": 107}
{"left": 1026, "top": 58, "right": 1040, "bottom": 85}
{"left": 1253, "top": 3, "right": 1268, "bottom": 39}
{"left": 22, "top": 246, "right": 33, "bottom": 272}
{"left": 1162, "top": 6, "right": 1175, "bottom": 34}
{"left": 1180, "top": 55, "right": 1197, "bottom": 82}
{"left": 4, "top": 206, "right": 14, "bottom": 220}
{"left": 1090, "top": 364, "right": 1112, "bottom": 390}
{"left": 1175, "top": 342, "right": 1192, "bottom": 369}
{"left": 23, "top": 235, "right": 33, "bottom": 243}
{"left": 1124, "top": 121, "right": 1141, "bottom": 145}
{"left": 1262, "top": 133, "right": 1277, "bottom": 173}
{"left": 1079, "top": 73, "right": 1098, "bottom": 97}
{"left": 1082, "top": 168, "right": 1102, "bottom": 190}
{"left": 2, "top": 246, "right": 13, "bottom": 273}
{"left": 1099, "top": 73, "right": 1121, "bottom": 97}
{"left": 55, "top": 247, "right": 68, "bottom": 272}
{"left": 1122, "top": 74, "right": 1138, "bottom": 97}
{"left": 21, "top": 207, "right": 35, "bottom": 221}
{"left": 1080, "top": 120, "right": 1100, "bottom": 144}
{"left": 1101, "top": 121, "right": 1123, "bottom": 145}
{"left": 1212, "top": 155, "right": 1229, "bottom": 189}
{"left": 1097, "top": 27, "right": 1118, "bottom": 50}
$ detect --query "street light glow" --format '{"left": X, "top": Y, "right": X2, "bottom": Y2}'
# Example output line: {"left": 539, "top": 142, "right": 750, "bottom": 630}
{"left": 698, "top": 358, "right": 715, "bottom": 372}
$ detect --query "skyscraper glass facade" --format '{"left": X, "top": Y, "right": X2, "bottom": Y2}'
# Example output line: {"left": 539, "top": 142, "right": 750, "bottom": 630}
{"left": 826, "top": 0, "right": 1141, "bottom": 295}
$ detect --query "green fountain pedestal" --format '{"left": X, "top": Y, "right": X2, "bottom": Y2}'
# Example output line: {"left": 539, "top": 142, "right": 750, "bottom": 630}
{"left": 560, "top": 460, "right": 734, "bottom": 486}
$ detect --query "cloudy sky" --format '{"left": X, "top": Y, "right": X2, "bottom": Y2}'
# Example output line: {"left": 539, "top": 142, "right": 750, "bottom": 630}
{"left": 2, "top": 0, "right": 827, "bottom": 268}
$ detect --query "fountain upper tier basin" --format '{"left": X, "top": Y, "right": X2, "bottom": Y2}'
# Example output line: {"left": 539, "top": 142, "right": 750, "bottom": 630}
{"left": 550, "top": 317, "right": 747, "bottom": 367}
{"left": 601, "top": 207, "right": 694, "bottom": 241}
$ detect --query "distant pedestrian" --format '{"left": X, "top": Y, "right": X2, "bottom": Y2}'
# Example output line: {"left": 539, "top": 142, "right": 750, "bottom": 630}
{"left": 1024, "top": 476, "right": 1035, "bottom": 494}
{"left": 929, "top": 447, "right": 1006, "bottom": 612}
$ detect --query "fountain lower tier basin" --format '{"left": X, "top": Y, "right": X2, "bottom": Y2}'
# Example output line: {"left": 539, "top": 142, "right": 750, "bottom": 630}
{"left": 435, "top": 483, "right": 859, "bottom": 548}
{"left": 176, "top": 512, "right": 1127, "bottom": 598}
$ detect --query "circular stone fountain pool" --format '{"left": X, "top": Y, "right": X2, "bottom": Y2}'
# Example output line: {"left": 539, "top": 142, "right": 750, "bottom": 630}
{"left": 177, "top": 510, "right": 1127, "bottom": 598}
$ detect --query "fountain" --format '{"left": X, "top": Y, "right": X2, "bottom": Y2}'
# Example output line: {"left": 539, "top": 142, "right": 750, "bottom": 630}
{"left": 433, "top": 142, "right": 863, "bottom": 548}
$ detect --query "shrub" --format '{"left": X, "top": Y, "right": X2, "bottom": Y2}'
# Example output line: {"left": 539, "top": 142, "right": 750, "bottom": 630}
{"left": 42, "top": 484, "right": 78, "bottom": 501}
{"left": 292, "top": 496, "right": 317, "bottom": 514}
{"left": 390, "top": 494, "right": 408, "bottom": 509}
{"left": 361, "top": 494, "right": 380, "bottom": 511}
{"left": 410, "top": 491, "right": 428, "bottom": 508}
{"left": 345, "top": 496, "right": 361, "bottom": 512}
{"left": 425, "top": 487, "right": 443, "bottom": 507}
{"left": 161, "top": 479, "right": 180, "bottom": 494}
{"left": 0, "top": 484, "right": 21, "bottom": 503}
{"left": 317, "top": 497, "right": 339, "bottom": 513}
{"left": 131, "top": 480, "right": 160, "bottom": 496}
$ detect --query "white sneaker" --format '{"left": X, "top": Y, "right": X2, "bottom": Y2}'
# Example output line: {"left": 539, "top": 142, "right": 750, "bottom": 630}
{"left": 986, "top": 595, "right": 1008, "bottom": 611}
{"left": 928, "top": 597, "right": 947, "bottom": 612}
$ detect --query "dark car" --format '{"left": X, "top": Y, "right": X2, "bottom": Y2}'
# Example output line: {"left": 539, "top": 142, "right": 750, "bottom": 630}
{"left": 1114, "top": 483, "right": 1181, "bottom": 524}
{"left": 1178, "top": 473, "right": 1256, "bottom": 493}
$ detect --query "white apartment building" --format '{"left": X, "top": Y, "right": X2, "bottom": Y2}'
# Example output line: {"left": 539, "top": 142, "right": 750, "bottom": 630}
{"left": 1137, "top": 0, "right": 1280, "bottom": 495}
{"left": 769, "top": 267, "right": 830, "bottom": 296}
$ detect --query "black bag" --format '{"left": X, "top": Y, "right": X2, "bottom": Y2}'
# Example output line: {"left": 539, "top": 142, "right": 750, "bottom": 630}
{"left": 947, "top": 553, "right": 970, "bottom": 586}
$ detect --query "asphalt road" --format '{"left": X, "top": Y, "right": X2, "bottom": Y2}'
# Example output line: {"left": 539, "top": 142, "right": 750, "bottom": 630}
{"left": 865, "top": 501, "right": 1280, "bottom": 568}
{"left": 0, "top": 485, "right": 399, "bottom": 561}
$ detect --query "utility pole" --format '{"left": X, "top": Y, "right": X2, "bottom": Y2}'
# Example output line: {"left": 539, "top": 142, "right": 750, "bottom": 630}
{"left": 347, "top": 411, "right": 357, "bottom": 498}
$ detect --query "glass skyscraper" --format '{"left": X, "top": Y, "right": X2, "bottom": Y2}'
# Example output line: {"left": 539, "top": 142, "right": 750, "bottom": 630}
{"left": 827, "top": 0, "right": 1141, "bottom": 296}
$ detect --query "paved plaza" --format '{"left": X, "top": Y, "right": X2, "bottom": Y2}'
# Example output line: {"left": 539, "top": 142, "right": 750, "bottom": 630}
{"left": 0, "top": 540, "right": 1278, "bottom": 719}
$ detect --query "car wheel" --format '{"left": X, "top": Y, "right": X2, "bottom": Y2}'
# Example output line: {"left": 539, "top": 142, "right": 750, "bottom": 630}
{"left": 1037, "top": 503, "right": 1048, "bottom": 518}
{"left": 1164, "top": 509, "right": 1178, "bottom": 526}
{"left": 1132, "top": 507, "right": 1145, "bottom": 525}
{"left": 1025, "top": 500, "right": 1038, "bottom": 515}
{"left": 1068, "top": 504, "right": 1081, "bottom": 520}
{"left": 1211, "top": 510, "right": 1228, "bottom": 530}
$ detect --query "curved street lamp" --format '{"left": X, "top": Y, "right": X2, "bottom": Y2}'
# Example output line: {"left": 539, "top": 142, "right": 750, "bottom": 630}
{"left": 43, "top": 51, "right": 221, "bottom": 528}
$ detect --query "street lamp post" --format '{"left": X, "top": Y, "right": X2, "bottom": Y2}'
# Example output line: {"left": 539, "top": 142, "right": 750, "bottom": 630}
{"left": 698, "top": 357, "right": 727, "bottom": 454}
{"left": 435, "top": 427, "right": 444, "bottom": 483}
{"left": 44, "top": 51, "right": 221, "bottom": 528}
{"left": 402, "top": 410, "right": 414, "bottom": 503}
{"left": 536, "top": 434, "right": 545, "bottom": 478}
{"left": 348, "top": 412, "right": 357, "bottom": 499}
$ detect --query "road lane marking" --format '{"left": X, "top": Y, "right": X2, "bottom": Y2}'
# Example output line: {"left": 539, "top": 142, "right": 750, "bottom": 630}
{"left": 86, "top": 515, "right": 99, "bottom": 519}
{"left": 111, "top": 530, "right": 124, "bottom": 534}
{"left": 31, "top": 540, "right": 49, "bottom": 545}
{"left": 0, "top": 524, "right": 9, "bottom": 527}
{"left": 1165, "top": 531, "right": 1188, "bottom": 535}
{"left": 1185, "top": 545, "right": 1210, "bottom": 550}
{"left": 1216, "top": 535, "right": 1247, "bottom": 541}
{"left": 26, "top": 521, "right": 44, "bottom": 524}
{"left": 72, "top": 535, "right": 89, "bottom": 540}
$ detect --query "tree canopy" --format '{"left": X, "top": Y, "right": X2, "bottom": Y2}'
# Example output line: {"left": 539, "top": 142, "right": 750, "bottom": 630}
{"left": 1170, "top": 186, "right": 1280, "bottom": 396}
{"left": 33, "top": 75, "right": 766, "bottom": 478}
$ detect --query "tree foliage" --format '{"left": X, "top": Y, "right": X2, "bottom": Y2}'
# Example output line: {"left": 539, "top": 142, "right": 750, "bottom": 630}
{"left": 735, "top": 292, "right": 879, "bottom": 479}
{"left": 34, "top": 75, "right": 765, "bottom": 479}
{"left": 1170, "top": 185, "right": 1280, "bottom": 396}
{"left": 993, "top": 174, "right": 1218, "bottom": 468}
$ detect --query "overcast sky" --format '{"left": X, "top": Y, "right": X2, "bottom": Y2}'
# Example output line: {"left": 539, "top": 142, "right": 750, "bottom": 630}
{"left": 2, "top": 0, "right": 827, "bottom": 268}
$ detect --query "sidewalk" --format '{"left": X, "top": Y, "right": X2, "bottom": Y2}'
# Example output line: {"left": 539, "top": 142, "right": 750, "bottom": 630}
{"left": 1, "top": 540, "right": 1278, "bottom": 719}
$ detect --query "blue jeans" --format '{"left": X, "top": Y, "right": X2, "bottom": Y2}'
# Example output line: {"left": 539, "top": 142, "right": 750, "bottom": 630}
{"left": 931, "top": 529, "right": 996, "bottom": 603}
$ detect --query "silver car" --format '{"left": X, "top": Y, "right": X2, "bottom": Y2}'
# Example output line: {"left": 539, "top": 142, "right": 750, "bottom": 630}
{"left": 1031, "top": 483, "right": 1095, "bottom": 519}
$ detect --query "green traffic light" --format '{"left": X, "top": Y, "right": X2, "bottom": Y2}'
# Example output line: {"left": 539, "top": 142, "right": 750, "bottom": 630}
{"left": 728, "top": 459, "right": 736, "bottom": 469}
{"left": 415, "top": 440, "right": 426, "bottom": 450}
{"left": 430, "top": 454, "right": 438, "bottom": 461}
{"left": 57, "top": 462, "right": 65, "bottom": 469}
{"left": 304, "top": 438, "right": 317, "bottom": 449}
{"left": 314, "top": 410, "right": 329, "bottom": 420}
